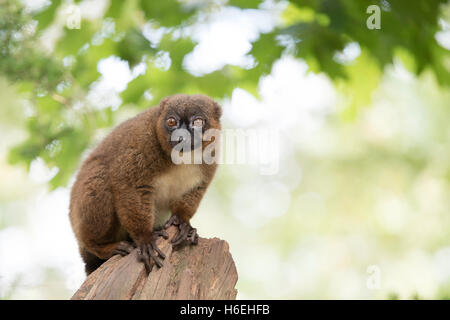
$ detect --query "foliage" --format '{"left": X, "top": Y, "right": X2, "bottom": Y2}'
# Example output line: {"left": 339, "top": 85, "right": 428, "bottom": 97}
{"left": 0, "top": 0, "right": 449, "bottom": 188}
{"left": 0, "top": 1, "right": 64, "bottom": 91}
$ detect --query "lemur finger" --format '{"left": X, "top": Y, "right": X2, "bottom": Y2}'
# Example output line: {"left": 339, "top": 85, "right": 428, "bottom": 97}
{"left": 156, "top": 230, "right": 169, "bottom": 239}
{"left": 114, "top": 241, "right": 135, "bottom": 255}
{"left": 194, "top": 233, "right": 199, "bottom": 245}
{"left": 138, "top": 245, "right": 152, "bottom": 273}
{"left": 188, "top": 228, "right": 198, "bottom": 245}
{"left": 164, "top": 215, "right": 180, "bottom": 229}
{"left": 114, "top": 248, "right": 130, "bottom": 256}
{"left": 148, "top": 247, "right": 163, "bottom": 268}
{"left": 171, "top": 225, "right": 185, "bottom": 243}
{"left": 152, "top": 242, "right": 166, "bottom": 259}
{"left": 172, "top": 226, "right": 189, "bottom": 245}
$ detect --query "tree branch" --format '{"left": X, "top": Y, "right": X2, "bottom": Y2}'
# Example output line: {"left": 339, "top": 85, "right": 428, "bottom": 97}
{"left": 71, "top": 225, "right": 238, "bottom": 300}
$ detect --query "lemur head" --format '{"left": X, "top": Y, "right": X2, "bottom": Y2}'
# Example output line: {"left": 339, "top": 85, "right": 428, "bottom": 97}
{"left": 156, "top": 94, "right": 222, "bottom": 156}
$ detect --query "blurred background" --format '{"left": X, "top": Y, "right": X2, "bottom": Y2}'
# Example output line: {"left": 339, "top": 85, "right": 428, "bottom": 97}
{"left": 1, "top": 0, "right": 450, "bottom": 299}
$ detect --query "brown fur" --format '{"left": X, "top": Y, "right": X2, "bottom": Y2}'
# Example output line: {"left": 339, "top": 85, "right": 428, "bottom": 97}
{"left": 69, "top": 94, "right": 221, "bottom": 274}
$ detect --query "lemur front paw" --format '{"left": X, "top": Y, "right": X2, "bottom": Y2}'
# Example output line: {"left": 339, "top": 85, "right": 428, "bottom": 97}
{"left": 165, "top": 215, "right": 199, "bottom": 247}
{"left": 164, "top": 214, "right": 181, "bottom": 229}
{"left": 137, "top": 231, "right": 168, "bottom": 273}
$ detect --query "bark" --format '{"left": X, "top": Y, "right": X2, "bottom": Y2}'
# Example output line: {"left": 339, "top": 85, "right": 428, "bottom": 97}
{"left": 71, "top": 226, "right": 238, "bottom": 300}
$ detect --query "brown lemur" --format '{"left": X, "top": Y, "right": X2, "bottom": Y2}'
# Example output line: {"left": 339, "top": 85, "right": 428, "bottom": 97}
{"left": 69, "top": 94, "right": 221, "bottom": 275}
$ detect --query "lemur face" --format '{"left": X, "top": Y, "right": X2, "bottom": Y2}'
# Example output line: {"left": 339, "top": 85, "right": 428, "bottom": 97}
{"left": 156, "top": 94, "right": 222, "bottom": 155}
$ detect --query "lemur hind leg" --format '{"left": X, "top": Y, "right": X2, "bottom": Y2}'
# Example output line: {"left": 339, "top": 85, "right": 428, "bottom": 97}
{"left": 81, "top": 240, "right": 137, "bottom": 275}
{"left": 80, "top": 248, "right": 106, "bottom": 275}
{"left": 112, "top": 240, "right": 136, "bottom": 256}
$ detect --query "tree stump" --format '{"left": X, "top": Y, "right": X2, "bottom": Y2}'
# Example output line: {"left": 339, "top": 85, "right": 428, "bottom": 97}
{"left": 71, "top": 225, "right": 238, "bottom": 300}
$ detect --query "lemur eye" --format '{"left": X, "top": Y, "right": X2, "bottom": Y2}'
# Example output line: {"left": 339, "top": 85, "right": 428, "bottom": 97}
{"left": 167, "top": 117, "right": 177, "bottom": 127}
{"left": 192, "top": 118, "right": 204, "bottom": 127}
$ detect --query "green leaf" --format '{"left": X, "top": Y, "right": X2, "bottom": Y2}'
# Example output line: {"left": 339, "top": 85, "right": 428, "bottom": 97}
{"left": 106, "top": 0, "right": 142, "bottom": 32}
{"left": 138, "top": 0, "right": 197, "bottom": 27}
{"left": 33, "top": 0, "right": 62, "bottom": 31}
{"left": 48, "top": 127, "right": 90, "bottom": 189}
{"left": 105, "top": 0, "right": 125, "bottom": 19}
{"left": 116, "top": 28, "right": 155, "bottom": 66}
{"left": 159, "top": 34, "right": 196, "bottom": 71}
{"left": 246, "top": 32, "right": 285, "bottom": 81}
{"left": 336, "top": 50, "right": 381, "bottom": 121}
{"left": 8, "top": 138, "right": 42, "bottom": 169}
{"left": 55, "top": 22, "right": 98, "bottom": 57}
{"left": 141, "top": 64, "right": 188, "bottom": 104}
{"left": 228, "top": 0, "right": 263, "bottom": 9}
{"left": 121, "top": 72, "right": 152, "bottom": 105}
{"left": 71, "top": 38, "right": 117, "bottom": 87}
{"left": 282, "top": 22, "right": 347, "bottom": 79}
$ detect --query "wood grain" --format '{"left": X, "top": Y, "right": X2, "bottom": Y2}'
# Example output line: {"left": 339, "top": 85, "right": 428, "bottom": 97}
{"left": 71, "top": 226, "right": 238, "bottom": 300}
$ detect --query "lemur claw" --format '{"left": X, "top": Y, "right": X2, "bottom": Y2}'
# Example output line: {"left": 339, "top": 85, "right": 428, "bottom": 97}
{"left": 187, "top": 228, "right": 198, "bottom": 245}
{"left": 137, "top": 232, "right": 167, "bottom": 273}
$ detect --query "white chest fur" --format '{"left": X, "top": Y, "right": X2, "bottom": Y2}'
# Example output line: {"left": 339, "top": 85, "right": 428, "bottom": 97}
{"left": 152, "top": 164, "right": 203, "bottom": 227}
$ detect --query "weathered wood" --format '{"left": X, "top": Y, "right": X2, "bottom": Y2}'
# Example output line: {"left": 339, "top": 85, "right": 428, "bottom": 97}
{"left": 71, "top": 226, "right": 238, "bottom": 300}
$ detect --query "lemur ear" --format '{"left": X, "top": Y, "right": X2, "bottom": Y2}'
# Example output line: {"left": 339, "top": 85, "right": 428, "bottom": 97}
{"left": 159, "top": 96, "right": 171, "bottom": 111}
{"left": 213, "top": 101, "right": 222, "bottom": 119}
